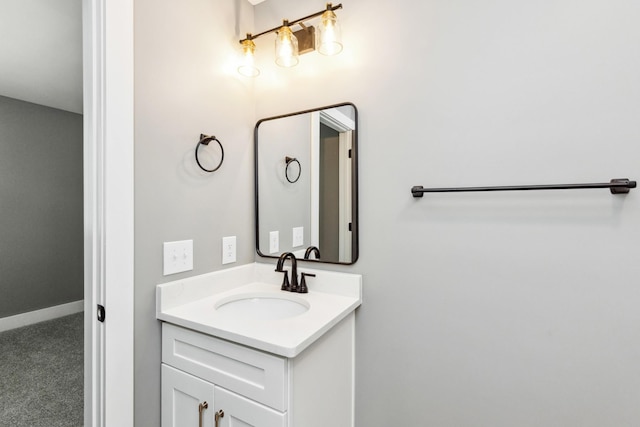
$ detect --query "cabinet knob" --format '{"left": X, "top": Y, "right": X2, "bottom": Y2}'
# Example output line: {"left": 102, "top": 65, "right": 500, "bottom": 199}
{"left": 215, "top": 409, "right": 225, "bottom": 427}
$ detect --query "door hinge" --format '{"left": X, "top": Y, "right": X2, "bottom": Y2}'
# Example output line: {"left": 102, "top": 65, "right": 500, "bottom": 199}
{"left": 348, "top": 222, "right": 352, "bottom": 232}
{"left": 348, "top": 149, "right": 352, "bottom": 158}
{"left": 97, "top": 304, "right": 106, "bottom": 322}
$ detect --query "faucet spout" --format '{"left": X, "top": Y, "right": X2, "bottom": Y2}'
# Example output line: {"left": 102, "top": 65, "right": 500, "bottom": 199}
{"left": 303, "top": 246, "right": 321, "bottom": 260}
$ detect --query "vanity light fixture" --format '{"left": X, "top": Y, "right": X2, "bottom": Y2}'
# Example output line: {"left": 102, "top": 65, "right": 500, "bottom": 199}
{"left": 317, "top": 3, "right": 343, "bottom": 55}
{"left": 275, "top": 21, "right": 299, "bottom": 67}
{"left": 238, "top": 37, "right": 259, "bottom": 77}
{"left": 237, "top": 3, "right": 343, "bottom": 77}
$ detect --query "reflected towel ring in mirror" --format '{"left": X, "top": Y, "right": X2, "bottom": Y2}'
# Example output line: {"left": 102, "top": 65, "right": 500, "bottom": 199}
{"left": 285, "top": 156, "right": 301, "bottom": 183}
{"left": 195, "top": 134, "right": 224, "bottom": 172}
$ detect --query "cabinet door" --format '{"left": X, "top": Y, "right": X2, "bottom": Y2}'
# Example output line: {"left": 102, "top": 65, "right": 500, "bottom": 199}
{"left": 162, "top": 364, "right": 215, "bottom": 427}
{"left": 214, "top": 386, "right": 286, "bottom": 427}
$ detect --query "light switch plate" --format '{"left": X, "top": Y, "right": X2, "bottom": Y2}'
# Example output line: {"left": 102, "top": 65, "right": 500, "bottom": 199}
{"left": 163, "top": 240, "right": 193, "bottom": 276}
{"left": 222, "top": 236, "right": 237, "bottom": 264}
{"left": 269, "top": 231, "right": 279, "bottom": 254}
{"left": 292, "top": 226, "right": 304, "bottom": 247}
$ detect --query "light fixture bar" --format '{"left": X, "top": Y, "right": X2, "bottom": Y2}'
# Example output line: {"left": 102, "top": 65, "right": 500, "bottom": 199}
{"left": 239, "top": 3, "right": 343, "bottom": 43}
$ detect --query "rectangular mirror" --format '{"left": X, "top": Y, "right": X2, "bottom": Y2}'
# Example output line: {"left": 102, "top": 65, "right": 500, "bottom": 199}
{"left": 255, "top": 103, "right": 358, "bottom": 264}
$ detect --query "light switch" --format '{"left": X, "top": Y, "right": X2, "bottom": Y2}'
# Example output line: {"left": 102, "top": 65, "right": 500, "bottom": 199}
{"left": 222, "top": 236, "right": 237, "bottom": 265}
{"left": 269, "top": 231, "right": 279, "bottom": 254}
{"left": 163, "top": 240, "right": 193, "bottom": 276}
{"left": 292, "top": 226, "right": 304, "bottom": 247}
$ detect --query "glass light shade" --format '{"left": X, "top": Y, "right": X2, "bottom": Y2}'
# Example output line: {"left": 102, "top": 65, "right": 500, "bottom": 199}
{"left": 317, "top": 9, "right": 342, "bottom": 56}
{"left": 238, "top": 39, "right": 259, "bottom": 77}
{"left": 275, "top": 25, "right": 299, "bottom": 67}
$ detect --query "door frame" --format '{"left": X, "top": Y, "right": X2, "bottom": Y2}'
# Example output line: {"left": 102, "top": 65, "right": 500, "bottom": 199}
{"left": 309, "top": 109, "right": 355, "bottom": 261}
{"left": 83, "top": 0, "right": 134, "bottom": 425}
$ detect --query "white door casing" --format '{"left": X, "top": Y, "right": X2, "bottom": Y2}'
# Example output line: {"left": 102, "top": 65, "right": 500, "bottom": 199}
{"left": 83, "top": 0, "right": 134, "bottom": 425}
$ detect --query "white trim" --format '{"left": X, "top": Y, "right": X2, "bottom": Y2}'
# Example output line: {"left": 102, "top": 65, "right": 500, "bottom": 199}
{"left": 338, "top": 130, "right": 353, "bottom": 262}
{"left": 310, "top": 112, "right": 321, "bottom": 247}
{"left": 83, "top": 0, "right": 135, "bottom": 426}
{"left": 103, "top": 0, "right": 135, "bottom": 423}
{"left": 83, "top": 0, "right": 104, "bottom": 422}
{"left": 0, "top": 301, "right": 84, "bottom": 333}
{"left": 319, "top": 108, "right": 355, "bottom": 133}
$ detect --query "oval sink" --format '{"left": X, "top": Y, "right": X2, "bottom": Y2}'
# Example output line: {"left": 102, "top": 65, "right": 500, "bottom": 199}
{"left": 215, "top": 293, "right": 309, "bottom": 321}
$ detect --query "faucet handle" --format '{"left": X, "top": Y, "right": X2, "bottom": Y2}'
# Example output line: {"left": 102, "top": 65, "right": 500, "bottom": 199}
{"left": 279, "top": 270, "right": 291, "bottom": 291}
{"left": 298, "top": 272, "right": 315, "bottom": 293}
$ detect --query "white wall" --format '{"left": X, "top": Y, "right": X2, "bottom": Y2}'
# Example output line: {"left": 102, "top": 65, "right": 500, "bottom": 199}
{"left": 133, "top": 0, "right": 255, "bottom": 425}
{"left": 254, "top": 0, "right": 640, "bottom": 425}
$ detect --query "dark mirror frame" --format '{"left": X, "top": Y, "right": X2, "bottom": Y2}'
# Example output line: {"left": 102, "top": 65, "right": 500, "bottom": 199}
{"left": 255, "top": 102, "right": 359, "bottom": 264}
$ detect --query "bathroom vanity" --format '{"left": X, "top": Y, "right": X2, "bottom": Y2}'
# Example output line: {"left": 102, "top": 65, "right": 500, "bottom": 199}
{"left": 157, "top": 263, "right": 362, "bottom": 427}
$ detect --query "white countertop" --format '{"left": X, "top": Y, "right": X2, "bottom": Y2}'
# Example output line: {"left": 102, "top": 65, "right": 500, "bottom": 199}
{"left": 156, "top": 263, "right": 362, "bottom": 357}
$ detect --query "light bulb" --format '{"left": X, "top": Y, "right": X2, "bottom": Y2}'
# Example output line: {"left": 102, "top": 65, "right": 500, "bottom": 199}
{"left": 238, "top": 38, "right": 259, "bottom": 77}
{"left": 275, "top": 23, "right": 299, "bottom": 67}
{"left": 317, "top": 6, "right": 342, "bottom": 56}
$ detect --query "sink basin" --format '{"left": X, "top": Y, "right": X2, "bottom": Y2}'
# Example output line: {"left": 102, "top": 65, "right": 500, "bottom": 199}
{"left": 215, "top": 293, "right": 310, "bottom": 321}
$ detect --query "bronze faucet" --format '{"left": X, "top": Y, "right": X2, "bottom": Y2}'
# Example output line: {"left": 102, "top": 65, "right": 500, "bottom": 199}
{"left": 275, "top": 252, "right": 314, "bottom": 293}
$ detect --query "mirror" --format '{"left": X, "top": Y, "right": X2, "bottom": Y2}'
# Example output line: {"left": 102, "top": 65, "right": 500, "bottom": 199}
{"left": 255, "top": 103, "right": 358, "bottom": 264}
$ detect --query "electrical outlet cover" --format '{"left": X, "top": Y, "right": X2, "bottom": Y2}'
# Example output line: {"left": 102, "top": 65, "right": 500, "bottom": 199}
{"left": 292, "top": 226, "right": 304, "bottom": 247}
{"left": 222, "top": 236, "right": 237, "bottom": 264}
{"left": 269, "top": 231, "right": 279, "bottom": 254}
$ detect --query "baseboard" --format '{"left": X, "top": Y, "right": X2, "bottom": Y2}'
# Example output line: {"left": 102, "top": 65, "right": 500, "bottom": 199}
{"left": 0, "top": 300, "right": 84, "bottom": 333}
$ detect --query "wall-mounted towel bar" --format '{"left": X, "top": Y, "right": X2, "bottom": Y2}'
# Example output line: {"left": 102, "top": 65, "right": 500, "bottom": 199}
{"left": 411, "top": 178, "right": 636, "bottom": 198}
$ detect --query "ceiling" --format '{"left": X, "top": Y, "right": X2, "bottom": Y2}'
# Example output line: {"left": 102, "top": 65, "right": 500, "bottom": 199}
{"left": 0, "top": 0, "right": 272, "bottom": 115}
{"left": 0, "top": 0, "right": 82, "bottom": 114}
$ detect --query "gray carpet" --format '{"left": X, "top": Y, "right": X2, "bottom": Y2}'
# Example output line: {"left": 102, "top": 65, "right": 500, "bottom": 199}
{"left": 0, "top": 313, "right": 83, "bottom": 427}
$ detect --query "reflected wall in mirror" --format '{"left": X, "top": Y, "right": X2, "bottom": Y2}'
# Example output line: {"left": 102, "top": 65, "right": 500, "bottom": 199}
{"left": 255, "top": 103, "right": 358, "bottom": 264}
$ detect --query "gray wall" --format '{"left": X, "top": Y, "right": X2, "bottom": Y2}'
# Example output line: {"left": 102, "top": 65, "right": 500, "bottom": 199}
{"left": 319, "top": 124, "right": 339, "bottom": 261}
{"left": 0, "top": 95, "right": 83, "bottom": 318}
{"left": 133, "top": 0, "right": 255, "bottom": 425}
{"left": 257, "top": 114, "right": 311, "bottom": 254}
{"left": 131, "top": 0, "right": 640, "bottom": 425}
{"left": 255, "top": 0, "right": 640, "bottom": 426}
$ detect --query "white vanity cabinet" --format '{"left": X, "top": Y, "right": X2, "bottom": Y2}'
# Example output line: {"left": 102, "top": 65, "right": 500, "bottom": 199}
{"left": 162, "top": 364, "right": 284, "bottom": 427}
{"left": 161, "top": 312, "right": 355, "bottom": 427}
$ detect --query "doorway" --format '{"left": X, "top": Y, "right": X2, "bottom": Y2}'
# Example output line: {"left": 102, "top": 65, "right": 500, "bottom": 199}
{"left": 0, "top": 1, "right": 84, "bottom": 424}
{"left": 0, "top": 96, "right": 84, "bottom": 425}
{"left": 1, "top": 1, "right": 136, "bottom": 425}
{"left": 310, "top": 107, "right": 355, "bottom": 263}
